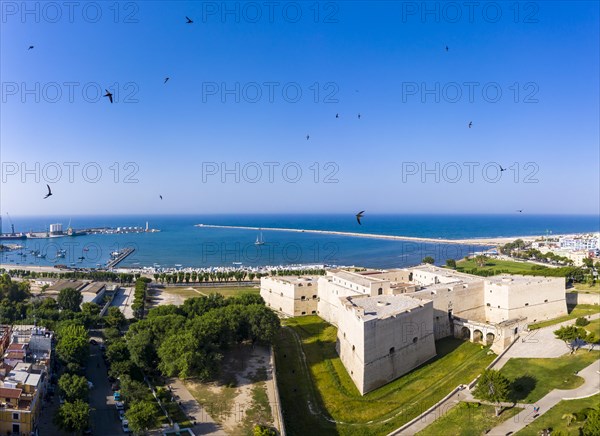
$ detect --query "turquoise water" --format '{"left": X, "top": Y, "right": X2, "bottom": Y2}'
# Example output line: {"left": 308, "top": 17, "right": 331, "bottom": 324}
{"left": 1, "top": 214, "right": 598, "bottom": 269}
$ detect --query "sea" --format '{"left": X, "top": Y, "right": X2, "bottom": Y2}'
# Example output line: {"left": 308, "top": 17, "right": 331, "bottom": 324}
{"left": 1, "top": 214, "right": 598, "bottom": 270}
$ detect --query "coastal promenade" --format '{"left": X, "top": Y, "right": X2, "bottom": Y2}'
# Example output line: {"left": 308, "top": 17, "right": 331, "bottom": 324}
{"left": 195, "top": 224, "right": 551, "bottom": 246}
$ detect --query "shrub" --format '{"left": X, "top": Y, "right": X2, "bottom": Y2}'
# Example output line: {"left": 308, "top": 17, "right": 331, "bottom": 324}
{"left": 576, "top": 317, "right": 590, "bottom": 326}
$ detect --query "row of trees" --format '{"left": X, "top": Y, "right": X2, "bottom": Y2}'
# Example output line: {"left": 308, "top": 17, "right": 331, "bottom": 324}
{"left": 0, "top": 268, "right": 138, "bottom": 283}
{"left": 269, "top": 268, "right": 326, "bottom": 276}
{"left": 53, "top": 318, "right": 92, "bottom": 433}
{"left": 132, "top": 278, "right": 151, "bottom": 319}
{"left": 152, "top": 270, "right": 263, "bottom": 284}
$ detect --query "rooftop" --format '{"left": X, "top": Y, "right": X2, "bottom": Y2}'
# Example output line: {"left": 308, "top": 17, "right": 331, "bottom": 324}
{"left": 328, "top": 270, "right": 387, "bottom": 288}
{"left": 267, "top": 276, "right": 319, "bottom": 285}
{"left": 343, "top": 294, "right": 426, "bottom": 321}
{"left": 486, "top": 275, "right": 562, "bottom": 285}
{"left": 407, "top": 264, "right": 480, "bottom": 282}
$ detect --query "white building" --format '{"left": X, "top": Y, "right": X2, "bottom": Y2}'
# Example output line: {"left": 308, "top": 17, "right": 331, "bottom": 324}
{"left": 260, "top": 276, "right": 319, "bottom": 317}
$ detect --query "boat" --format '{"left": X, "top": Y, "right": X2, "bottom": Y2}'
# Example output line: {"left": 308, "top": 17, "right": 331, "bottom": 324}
{"left": 78, "top": 256, "right": 85, "bottom": 261}
{"left": 255, "top": 230, "right": 265, "bottom": 246}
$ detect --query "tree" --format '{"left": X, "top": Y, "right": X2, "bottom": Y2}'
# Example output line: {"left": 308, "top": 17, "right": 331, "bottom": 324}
{"left": 58, "top": 373, "right": 89, "bottom": 402}
{"left": 126, "top": 400, "right": 159, "bottom": 434}
{"left": 127, "top": 329, "right": 156, "bottom": 371}
{"left": 422, "top": 256, "right": 435, "bottom": 264}
{"left": 106, "top": 339, "right": 130, "bottom": 363}
{"left": 475, "top": 255, "right": 489, "bottom": 267}
{"left": 445, "top": 259, "right": 456, "bottom": 269}
{"left": 583, "top": 408, "right": 600, "bottom": 436}
{"left": 58, "top": 287, "right": 83, "bottom": 312}
{"left": 120, "top": 375, "right": 150, "bottom": 403}
{"left": 254, "top": 425, "right": 277, "bottom": 436}
{"left": 105, "top": 306, "right": 126, "bottom": 329}
{"left": 54, "top": 399, "right": 89, "bottom": 434}
{"left": 56, "top": 324, "right": 89, "bottom": 365}
{"left": 472, "top": 369, "right": 510, "bottom": 416}
{"left": 554, "top": 325, "right": 588, "bottom": 353}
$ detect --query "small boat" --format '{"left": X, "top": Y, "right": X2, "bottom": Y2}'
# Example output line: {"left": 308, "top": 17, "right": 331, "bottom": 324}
{"left": 78, "top": 256, "right": 85, "bottom": 260}
{"left": 255, "top": 230, "right": 265, "bottom": 246}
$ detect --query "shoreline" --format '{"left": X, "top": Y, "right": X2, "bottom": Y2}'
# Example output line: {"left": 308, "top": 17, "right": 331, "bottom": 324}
{"left": 195, "top": 224, "right": 558, "bottom": 246}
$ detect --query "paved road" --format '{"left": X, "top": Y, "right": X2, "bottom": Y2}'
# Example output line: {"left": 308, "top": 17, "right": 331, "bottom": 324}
{"left": 167, "top": 378, "right": 226, "bottom": 436}
{"left": 87, "top": 331, "right": 123, "bottom": 436}
{"left": 489, "top": 358, "right": 600, "bottom": 435}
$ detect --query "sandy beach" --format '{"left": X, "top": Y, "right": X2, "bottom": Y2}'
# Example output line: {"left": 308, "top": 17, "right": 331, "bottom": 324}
{"left": 195, "top": 224, "right": 555, "bottom": 246}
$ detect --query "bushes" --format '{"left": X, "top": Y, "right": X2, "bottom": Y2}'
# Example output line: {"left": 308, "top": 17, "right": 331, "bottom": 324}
{"left": 576, "top": 317, "right": 590, "bottom": 326}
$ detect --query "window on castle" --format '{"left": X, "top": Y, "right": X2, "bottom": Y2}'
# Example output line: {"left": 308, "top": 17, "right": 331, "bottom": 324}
{"left": 525, "top": 303, "right": 529, "bottom": 306}
{"left": 413, "top": 337, "right": 418, "bottom": 344}
{"left": 389, "top": 347, "right": 395, "bottom": 354}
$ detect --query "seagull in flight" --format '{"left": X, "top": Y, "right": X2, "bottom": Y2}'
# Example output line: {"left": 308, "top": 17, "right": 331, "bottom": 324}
{"left": 468, "top": 121, "right": 472, "bottom": 128}
{"left": 44, "top": 184, "right": 52, "bottom": 199}
{"left": 306, "top": 135, "right": 310, "bottom": 140}
{"left": 358, "top": 113, "right": 361, "bottom": 119}
{"left": 445, "top": 46, "right": 449, "bottom": 52}
{"left": 336, "top": 113, "right": 339, "bottom": 119}
{"left": 499, "top": 165, "right": 507, "bottom": 172}
{"left": 164, "top": 77, "right": 170, "bottom": 84}
{"left": 356, "top": 210, "right": 365, "bottom": 225}
{"left": 103, "top": 89, "right": 113, "bottom": 103}
{"left": 28, "top": 45, "right": 34, "bottom": 50}
{"left": 159, "top": 195, "right": 163, "bottom": 200}
{"left": 186, "top": 16, "right": 193, "bottom": 24}
{"left": 516, "top": 210, "right": 523, "bottom": 213}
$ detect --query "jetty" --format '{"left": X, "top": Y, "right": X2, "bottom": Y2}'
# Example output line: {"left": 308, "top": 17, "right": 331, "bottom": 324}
{"left": 107, "top": 247, "right": 135, "bottom": 268}
{"left": 194, "top": 224, "right": 544, "bottom": 246}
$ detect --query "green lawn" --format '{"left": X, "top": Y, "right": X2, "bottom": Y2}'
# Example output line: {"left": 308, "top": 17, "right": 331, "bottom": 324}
{"left": 274, "top": 316, "right": 496, "bottom": 436}
{"left": 499, "top": 351, "right": 600, "bottom": 403}
{"left": 529, "top": 304, "right": 600, "bottom": 329}
{"left": 164, "top": 286, "right": 260, "bottom": 299}
{"left": 584, "top": 318, "right": 600, "bottom": 337}
{"left": 417, "top": 402, "right": 522, "bottom": 436}
{"left": 515, "top": 393, "right": 600, "bottom": 436}
{"left": 456, "top": 258, "right": 546, "bottom": 274}
{"left": 572, "top": 282, "right": 600, "bottom": 293}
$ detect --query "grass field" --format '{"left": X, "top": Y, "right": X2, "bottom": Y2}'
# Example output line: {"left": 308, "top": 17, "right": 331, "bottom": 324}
{"left": 528, "top": 304, "right": 600, "bottom": 329}
{"left": 456, "top": 258, "right": 545, "bottom": 274}
{"left": 572, "top": 282, "right": 600, "bottom": 293}
{"left": 515, "top": 393, "right": 600, "bottom": 435}
{"left": 417, "top": 402, "right": 522, "bottom": 436}
{"left": 584, "top": 318, "right": 600, "bottom": 337}
{"left": 499, "top": 351, "right": 600, "bottom": 403}
{"left": 274, "top": 316, "right": 496, "bottom": 436}
{"left": 163, "top": 286, "right": 260, "bottom": 299}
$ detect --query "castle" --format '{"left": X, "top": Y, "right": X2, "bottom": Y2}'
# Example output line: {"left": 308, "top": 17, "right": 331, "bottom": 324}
{"left": 261, "top": 265, "right": 567, "bottom": 394}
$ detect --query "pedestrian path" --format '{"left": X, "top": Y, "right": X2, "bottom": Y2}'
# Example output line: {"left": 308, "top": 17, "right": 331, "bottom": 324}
{"left": 167, "top": 378, "right": 227, "bottom": 436}
{"left": 488, "top": 358, "right": 600, "bottom": 435}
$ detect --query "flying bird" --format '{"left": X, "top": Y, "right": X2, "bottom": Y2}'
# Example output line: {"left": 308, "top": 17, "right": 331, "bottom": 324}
{"left": 445, "top": 46, "right": 449, "bottom": 51}
{"left": 103, "top": 90, "right": 113, "bottom": 103}
{"left": 185, "top": 16, "right": 193, "bottom": 23}
{"left": 499, "top": 165, "right": 507, "bottom": 172}
{"left": 164, "top": 77, "right": 170, "bottom": 84}
{"left": 306, "top": 135, "right": 310, "bottom": 140}
{"left": 159, "top": 195, "right": 163, "bottom": 200}
{"left": 358, "top": 113, "right": 361, "bottom": 119}
{"left": 516, "top": 210, "right": 523, "bottom": 213}
{"left": 336, "top": 113, "right": 339, "bottom": 118}
{"left": 43, "top": 184, "right": 52, "bottom": 199}
{"left": 468, "top": 121, "right": 472, "bottom": 128}
{"left": 356, "top": 210, "right": 365, "bottom": 225}
{"left": 28, "top": 45, "right": 34, "bottom": 50}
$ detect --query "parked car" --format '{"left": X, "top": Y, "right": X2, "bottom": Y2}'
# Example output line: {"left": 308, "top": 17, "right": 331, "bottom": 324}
{"left": 87, "top": 381, "right": 94, "bottom": 389}
{"left": 115, "top": 401, "right": 124, "bottom": 410}
{"left": 59, "top": 396, "right": 65, "bottom": 405}
{"left": 89, "top": 339, "right": 98, "bottom": 345}
{"left": 113, "top": 391, "right": 121, "bottom": 401}
{"left": 112, "top": 383, "right": 121, "bottom": 392}
{"left": 122, "top": 419, "right": 130, "bottom": 433}
{"left": 119, "top": 409, "right": 126, "bottom": 421}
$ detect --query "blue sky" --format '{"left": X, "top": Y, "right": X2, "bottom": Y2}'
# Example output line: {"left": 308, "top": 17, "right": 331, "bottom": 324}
{"left": 1, "top": 1, "right": 599, "bottom": 216}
